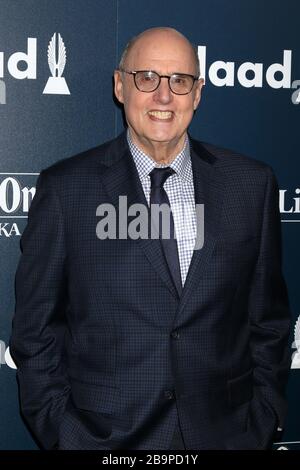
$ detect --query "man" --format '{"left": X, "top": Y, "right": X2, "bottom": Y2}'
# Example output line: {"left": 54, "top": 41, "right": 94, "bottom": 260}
{"left": 10, "top": 27, "right": 291, "bottom": 450}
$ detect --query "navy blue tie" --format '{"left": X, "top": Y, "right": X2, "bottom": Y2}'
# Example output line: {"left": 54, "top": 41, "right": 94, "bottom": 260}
{"left": 149, "top": 167, "right": 182, "bottom": 296}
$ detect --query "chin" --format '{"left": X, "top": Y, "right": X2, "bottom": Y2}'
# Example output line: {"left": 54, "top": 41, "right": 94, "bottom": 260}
{"left": 145, "top": 131, "right": 176, "bottom": 143}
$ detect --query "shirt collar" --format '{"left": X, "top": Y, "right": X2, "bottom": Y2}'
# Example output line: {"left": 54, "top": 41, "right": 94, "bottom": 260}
{"left": 126, "top": 128, "right": 191, "bottom": 183}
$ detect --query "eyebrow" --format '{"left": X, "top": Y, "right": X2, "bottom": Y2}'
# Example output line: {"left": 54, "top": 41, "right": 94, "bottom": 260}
{"left": 133, "top": 69, "right": 194, "bottom": 75}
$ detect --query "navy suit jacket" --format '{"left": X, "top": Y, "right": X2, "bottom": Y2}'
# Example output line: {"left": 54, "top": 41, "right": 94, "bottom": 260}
{"left": 10, "top": 130, "right": 291, "bottom": 449}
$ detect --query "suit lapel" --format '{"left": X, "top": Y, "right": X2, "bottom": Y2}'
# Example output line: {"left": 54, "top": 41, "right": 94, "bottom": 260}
{"left": 172, "top": 137, "right": 225, "bottom": 325}
{"left": 99, "top": 133, "right": 179, "bottom": 300}
{"left": 99, "top": 131, "right": 225, "bottom": 308}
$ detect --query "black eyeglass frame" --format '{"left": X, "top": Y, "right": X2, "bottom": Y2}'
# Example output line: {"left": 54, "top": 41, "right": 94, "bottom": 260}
{"left": 119, "top": 69, "right": 199, "bottom": 95}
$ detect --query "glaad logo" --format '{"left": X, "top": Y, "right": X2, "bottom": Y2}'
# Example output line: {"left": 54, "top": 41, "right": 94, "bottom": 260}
{"left": 0, "top": 38, "right": 37, "bottom": 104}
{"left": 43, "top": 33, "right": 70, "bottom": 95}
{"left": 0, "top": 341, "right": 16, "bottom": 369}
{"left": 291, "top": 315, "right": 300, "bottom": 369}
{"left": 197, "top": 46, "right": 300, "bottom": 105}
{"left": 0, "top": 33, "right": 70, "bottom": 104}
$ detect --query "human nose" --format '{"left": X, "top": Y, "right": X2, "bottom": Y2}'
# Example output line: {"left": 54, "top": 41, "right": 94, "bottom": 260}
{"left": 153, "top": 77, "right": 173, "bottom": 104}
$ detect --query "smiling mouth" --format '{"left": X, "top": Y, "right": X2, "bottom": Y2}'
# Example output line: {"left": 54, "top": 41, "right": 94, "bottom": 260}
{"left": 148, "top": 111, "right": 173, "bottom": 120}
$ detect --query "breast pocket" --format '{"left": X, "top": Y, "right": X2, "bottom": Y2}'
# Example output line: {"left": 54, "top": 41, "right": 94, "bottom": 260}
{"left": 217, "top": 235, "right": 259, "bottom": 253}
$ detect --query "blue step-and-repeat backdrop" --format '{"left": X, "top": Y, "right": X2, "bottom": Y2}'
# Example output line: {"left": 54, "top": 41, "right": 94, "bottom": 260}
{"left": 0, "top": 0, "right": 299, "bottom": 450}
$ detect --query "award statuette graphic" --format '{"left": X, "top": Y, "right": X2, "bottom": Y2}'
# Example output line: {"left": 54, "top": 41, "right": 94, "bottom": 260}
{"left": 43, "top": 32, "right": 70, "bottom": 95}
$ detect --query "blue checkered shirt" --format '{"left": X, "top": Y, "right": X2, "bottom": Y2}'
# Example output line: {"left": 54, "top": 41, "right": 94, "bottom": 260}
{"left": 127, "top": 129, "right": 197, "bottom": 286}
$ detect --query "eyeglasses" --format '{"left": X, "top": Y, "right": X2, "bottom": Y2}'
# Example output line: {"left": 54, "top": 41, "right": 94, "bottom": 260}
{"left": 119, "top": 69, "right": 199, "bottom": 95}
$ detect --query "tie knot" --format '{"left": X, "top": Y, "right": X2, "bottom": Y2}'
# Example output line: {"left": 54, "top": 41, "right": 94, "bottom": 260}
{"left": 149, "top": 167, "right": 175, "bottom": 188}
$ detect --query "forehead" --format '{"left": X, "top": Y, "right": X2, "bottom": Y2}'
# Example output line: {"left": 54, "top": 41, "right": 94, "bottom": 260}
{"left": 126, "top": 33, "right": 195, "bottom": 73}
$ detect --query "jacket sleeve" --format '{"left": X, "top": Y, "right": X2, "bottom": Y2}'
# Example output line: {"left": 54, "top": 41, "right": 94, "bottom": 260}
{"left": 228, "top": 166, "right": 292, "bottom": 449}
{"left": 9, "top": 170, "right": 70, "bottom": 450}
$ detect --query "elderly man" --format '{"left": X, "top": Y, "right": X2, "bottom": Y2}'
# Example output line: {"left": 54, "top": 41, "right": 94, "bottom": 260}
{"left": 10, "top": 27, "right": 291, "bottom": 450}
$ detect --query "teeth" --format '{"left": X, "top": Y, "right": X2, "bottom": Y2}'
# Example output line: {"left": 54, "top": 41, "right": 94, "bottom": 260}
{"left": 148, "top": 111, "right": 172, "bottom": 119}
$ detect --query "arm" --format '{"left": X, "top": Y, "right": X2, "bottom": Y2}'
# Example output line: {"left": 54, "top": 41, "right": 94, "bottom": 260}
{"left": 235, "top": 166, "right": 291, "bottom": 449}
{"left": 10, "top": 170, "right": 70, "bottom": 449}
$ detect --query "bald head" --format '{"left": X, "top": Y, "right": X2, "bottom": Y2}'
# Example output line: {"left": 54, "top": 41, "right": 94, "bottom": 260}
{"left": 114, "top": 26, "right": 204, "bottom": 164}
{"left": 118, "top": 27, "right": 200, "bottom": 77}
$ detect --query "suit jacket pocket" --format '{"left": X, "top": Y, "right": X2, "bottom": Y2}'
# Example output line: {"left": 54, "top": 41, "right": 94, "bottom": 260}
{"left": 70, "top": 379, "right": 120, "bottom": 416}
{"left": 57, "top": 381, "right": 120, "bottom": 449}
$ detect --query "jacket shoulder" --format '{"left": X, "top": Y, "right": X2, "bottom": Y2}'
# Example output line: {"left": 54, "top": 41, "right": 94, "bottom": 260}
{"left": 191, "top": 139, "right": 276, "bottom": 181}
{"left": 194, "top": 138, "right": 272, "bottom": 173}
{"left": 39, "top": 132, "right": 127, "bottom": 178}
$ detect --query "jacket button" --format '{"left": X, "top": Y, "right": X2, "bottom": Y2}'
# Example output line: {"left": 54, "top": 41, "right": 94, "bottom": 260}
{"left": 171, "top": 330, "right": 180, "bottom": 339}
{"left": 164, "top": 390, "right": 174, "bottom": 400}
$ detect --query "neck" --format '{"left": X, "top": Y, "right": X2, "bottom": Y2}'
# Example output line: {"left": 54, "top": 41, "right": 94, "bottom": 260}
{"left": 128, "top": 129, "right": 187, "bottom": 165}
